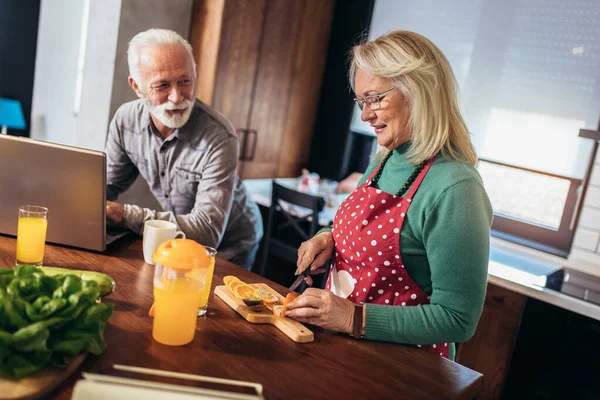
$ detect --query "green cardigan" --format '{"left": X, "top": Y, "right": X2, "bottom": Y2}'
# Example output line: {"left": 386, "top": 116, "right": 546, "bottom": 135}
{"left": 321, "top": 142, "right": 493, "bottom": 360}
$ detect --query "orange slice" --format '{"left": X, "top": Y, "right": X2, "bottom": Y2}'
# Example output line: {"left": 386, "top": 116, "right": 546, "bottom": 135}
{"left": 272, "top": 305, "right": 284, "bottom": 317}
{"left": 255, "top": 289, "right": 280, "bottom": 305}
{"left": 223, "top": 275, "right": 240, "bottom": 288}
{"left": 228, "top": 280, "right": 244, "bottom": 294}
{"left": 282, "top": 292, "right": 300, "bottom": 316}
{"left": 234, "top": 284, "right": 257, "bottom": 300}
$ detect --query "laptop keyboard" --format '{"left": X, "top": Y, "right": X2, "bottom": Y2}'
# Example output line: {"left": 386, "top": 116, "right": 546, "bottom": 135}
{"left": 106, "top": 222, "right": 129, "bottom": 244}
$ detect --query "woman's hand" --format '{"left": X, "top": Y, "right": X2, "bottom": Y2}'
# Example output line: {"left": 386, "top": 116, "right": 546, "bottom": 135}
{"left": 296, "top": 232, "right": 334, "bottom": 275}
{"left": 284, "top": 288, "right": 354, "bottom": 334}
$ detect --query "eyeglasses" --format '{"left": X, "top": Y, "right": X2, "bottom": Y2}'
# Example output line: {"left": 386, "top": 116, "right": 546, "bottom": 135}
{"left": 354, "top": 87, "right": 397, "bottom": 111}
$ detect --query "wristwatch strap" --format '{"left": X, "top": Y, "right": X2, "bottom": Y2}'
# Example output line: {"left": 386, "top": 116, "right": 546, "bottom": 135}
{"left": 352, "top": 304, "right": 364, "bottom": 338}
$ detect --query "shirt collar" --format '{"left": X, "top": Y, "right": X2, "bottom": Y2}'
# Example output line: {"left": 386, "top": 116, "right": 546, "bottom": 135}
{"left": 393, "top": 141, "right": 411, "bottom": 155}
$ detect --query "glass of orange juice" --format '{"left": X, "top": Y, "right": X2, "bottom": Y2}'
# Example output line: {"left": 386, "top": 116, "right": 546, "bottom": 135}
{"left": 16, "top": 205, "right": 49, "bottom": 266}
{"left": 152, "top": 239, "right": 212, "bottom": 346}
{"left": 197, "top": 246, "right": 216, "bottom": 316}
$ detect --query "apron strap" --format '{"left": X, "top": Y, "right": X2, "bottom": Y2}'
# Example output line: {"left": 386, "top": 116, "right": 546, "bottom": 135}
{"left": 366, "top": 163, "right": 381, "bottom": 182}
{"left": 403, "top": 153, "right": 438, "bottom": 202}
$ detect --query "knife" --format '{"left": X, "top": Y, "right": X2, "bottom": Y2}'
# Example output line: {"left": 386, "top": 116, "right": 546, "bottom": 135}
{"left": 288, "top": 269, "right": 311, "bottom": 293}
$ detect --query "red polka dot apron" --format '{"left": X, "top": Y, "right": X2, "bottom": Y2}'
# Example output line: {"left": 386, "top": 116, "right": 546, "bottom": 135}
{"left": 326, "top": 155, "right": 449, "bottom": 358}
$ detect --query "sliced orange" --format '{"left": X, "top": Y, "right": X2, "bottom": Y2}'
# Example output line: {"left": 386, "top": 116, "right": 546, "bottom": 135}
{"left": 223, "top": 275, "right": 241, "bottom": 288}
{"left": 282, "top": 292, "right": 300, "bottom": 316}
{"left": 228, "top": 280, "right": 244, "bottom": 294}
{"left": 255, "top": 289, "right": 280, "bottom": 305}
{"left": 272, "top": 305, "right": 284, "bottom": 317}
{"left": 233, "top": 284, "right": 257, "bottom": 300}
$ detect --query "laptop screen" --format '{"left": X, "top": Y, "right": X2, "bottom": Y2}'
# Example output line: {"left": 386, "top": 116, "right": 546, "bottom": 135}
{"left": 0, "top": 135, "right": 108, "bottom": 251}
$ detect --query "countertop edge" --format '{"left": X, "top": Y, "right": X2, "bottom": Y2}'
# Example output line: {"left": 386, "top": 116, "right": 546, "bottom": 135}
{"left": 487, "top": 273, "right": 600, "bottom": 321}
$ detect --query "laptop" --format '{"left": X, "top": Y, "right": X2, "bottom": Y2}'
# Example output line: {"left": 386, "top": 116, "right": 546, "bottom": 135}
{"left": 0, "top": 134, "right": 129, "bottom": 251}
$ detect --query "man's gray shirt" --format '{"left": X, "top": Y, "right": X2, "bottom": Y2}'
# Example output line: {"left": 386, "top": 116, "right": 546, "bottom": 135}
{"left": 106, "top": 99, "right": 263, "bottom": 268}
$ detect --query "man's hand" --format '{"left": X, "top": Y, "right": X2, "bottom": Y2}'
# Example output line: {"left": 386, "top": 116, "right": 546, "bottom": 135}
{"left": 106, "top": 201, "right": 125, "bottom": 224}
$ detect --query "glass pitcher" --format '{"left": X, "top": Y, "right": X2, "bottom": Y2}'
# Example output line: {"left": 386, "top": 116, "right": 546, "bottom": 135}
{"left": 152, "top": 238, "right": 212, "bottom": 346}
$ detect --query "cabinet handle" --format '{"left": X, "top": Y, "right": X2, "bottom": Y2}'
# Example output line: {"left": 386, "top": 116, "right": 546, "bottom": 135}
{"left": 492, "top": 296, "right": 505, "bottom": 304}
{"left": 237, "top": 128, "right": 248, "bottom": 161}
{"left": 246, "top": 129, "right": 258, "bottom": 161}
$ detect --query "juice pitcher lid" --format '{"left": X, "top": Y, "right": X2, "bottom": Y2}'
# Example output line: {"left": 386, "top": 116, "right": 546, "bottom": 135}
{"left": 153, "top": 238, "right": 211, "bottom": 270}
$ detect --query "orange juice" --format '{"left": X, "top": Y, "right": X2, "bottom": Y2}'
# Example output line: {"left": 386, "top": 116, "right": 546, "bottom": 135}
{"left": 152, "top": 277, "right": 201, "bottom": 346}
{"left": 16, "top": 217, "right": 48, "bottom": 264}
{"left": 198, "top": 256, "right": 216, "bottom": 309}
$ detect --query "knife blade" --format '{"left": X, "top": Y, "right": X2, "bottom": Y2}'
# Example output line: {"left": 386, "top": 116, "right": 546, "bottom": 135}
{"left": 288, "top": 270, "right": 310, "bottom": 293}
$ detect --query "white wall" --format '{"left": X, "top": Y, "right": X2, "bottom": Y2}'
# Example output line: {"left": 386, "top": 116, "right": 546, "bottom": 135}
{"left": 75, "top": 0, "right": 122, "bottom": 151}
{"left": 30, "top": 0, "right": 86, "bottom": 146}
{"left": 31, "top": 0, "right": 121, "bottom": 151}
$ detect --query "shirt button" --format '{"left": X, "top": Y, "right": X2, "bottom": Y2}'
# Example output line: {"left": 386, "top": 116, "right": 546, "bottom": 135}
{"left": 165, "top": 194, "right": 169, "bottom": 198}
{"left": 161, "top": 172, "right": 165, "bottom": 177}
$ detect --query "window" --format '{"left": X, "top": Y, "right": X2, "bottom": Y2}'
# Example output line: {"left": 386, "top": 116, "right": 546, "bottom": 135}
{"left": 354, "top": 0, "right": 600, "bottom": 256}
{"left": 478, "top": 159, "right": 581, "bottom": 256}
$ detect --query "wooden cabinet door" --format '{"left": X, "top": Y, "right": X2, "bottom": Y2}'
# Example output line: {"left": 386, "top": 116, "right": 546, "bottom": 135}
{"left": 190, "top": 0, "right": 335, "bottom": 179}
{"left": 276, "top": 0, "right": 335, "bottom": 177}
{"left": 212, "top": 0, "right": 267, "bottom": 177}
{"left": 211, "top": 0, "right": 266, "bottom": 130}
{"left": 239, "top": 0, "right": 305, "bottom": 178}
{"left": 191, "top": 0, "right": 267, "bottom": 176}
{"left": 241, "top": 0, "right": 335, "bottom": 179}
{"left": 455, "top": 283, "right": 526, "bottom": 400}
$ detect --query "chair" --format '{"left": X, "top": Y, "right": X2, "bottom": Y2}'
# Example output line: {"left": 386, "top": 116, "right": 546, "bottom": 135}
{"left": 259, "top": 181, "right": 329, "bottom": 289}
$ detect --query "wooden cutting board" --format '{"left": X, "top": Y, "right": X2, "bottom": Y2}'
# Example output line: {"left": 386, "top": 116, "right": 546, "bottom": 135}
{"left": 0, "top": 354, "right": 86, "bottom": 400}
{"left": 214, "top": 283, "right": 314, "bottom": 343}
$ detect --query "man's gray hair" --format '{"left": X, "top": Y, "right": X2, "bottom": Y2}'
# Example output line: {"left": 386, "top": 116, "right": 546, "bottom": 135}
{"left": 127, "top": 29, "right": 197, "bottom": 87}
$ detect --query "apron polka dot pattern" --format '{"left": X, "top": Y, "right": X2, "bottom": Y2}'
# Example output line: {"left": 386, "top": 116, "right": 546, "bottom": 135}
{"left": 326, "top": 155, "right": 448, "bottom": 358}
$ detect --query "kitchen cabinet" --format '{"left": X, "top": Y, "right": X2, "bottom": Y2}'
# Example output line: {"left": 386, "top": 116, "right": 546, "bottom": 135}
{"left": 455, "top": 283, "right": 527, "bottom": 400}
{"left": 189, "top": 0, "right": 335, "bottom": 179}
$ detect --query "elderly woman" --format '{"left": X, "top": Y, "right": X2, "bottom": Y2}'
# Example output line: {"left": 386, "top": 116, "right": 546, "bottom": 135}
{"left": 286, "top": 31, "right": 493, "bottom": 360}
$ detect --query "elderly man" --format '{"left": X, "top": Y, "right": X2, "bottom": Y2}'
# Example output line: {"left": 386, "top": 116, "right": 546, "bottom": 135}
{"left": 105, "top": 29, "right": 262, "bottom": 270}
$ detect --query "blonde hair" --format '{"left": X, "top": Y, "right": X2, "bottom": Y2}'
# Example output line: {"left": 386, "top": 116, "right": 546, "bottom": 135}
{"left": 349, "top": 30, "right": 477, "bottom": 165}
{"left": 128, "top": 29, "right": 197, "bottom": 87}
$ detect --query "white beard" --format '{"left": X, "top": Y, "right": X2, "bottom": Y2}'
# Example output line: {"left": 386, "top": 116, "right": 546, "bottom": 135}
{"left": 144, "top": 97, "right": 194, "bottom": 129}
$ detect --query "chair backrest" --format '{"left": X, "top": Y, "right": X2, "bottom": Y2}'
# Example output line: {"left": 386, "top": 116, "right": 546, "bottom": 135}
{"left": 273, "top": 182, "right": 326, "bottom": 211}
{"left": 259, "top": 181, "right": 325, "bottom": 278}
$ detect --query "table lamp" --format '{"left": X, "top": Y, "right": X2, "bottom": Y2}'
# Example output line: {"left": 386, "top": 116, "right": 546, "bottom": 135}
{"left": 0, "top": 98, "right": 26, "bottom": 135}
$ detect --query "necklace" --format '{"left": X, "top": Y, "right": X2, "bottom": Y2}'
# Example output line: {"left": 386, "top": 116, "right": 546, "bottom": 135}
{"left": 371, "top": 151, "right": 427, "bottom": 197}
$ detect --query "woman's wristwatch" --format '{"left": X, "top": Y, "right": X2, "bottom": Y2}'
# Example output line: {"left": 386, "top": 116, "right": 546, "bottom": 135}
{"left": 351, "top": 304, "right": 365, "bottom": 338}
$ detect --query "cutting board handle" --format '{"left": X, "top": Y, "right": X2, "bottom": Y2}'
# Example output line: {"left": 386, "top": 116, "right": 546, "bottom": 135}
{"left": 274, "top": 316, "right": 313, "bottom": 343}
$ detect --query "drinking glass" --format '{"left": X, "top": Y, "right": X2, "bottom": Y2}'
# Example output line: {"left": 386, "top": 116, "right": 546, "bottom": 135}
{"left": 197, "top": 246, "right": 217, "bottom": 316}
{"left": 16, "top": 205, "right": 49, "bottom": 266}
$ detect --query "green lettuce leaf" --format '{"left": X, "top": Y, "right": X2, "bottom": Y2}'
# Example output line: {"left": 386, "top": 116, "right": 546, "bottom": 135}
{"left": 0, "top": 266, "right": 113, "bottom": 379}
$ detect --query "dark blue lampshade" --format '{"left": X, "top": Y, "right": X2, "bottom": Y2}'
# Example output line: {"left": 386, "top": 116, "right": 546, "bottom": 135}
{"left": 0, "top": 98, "right": 26, "bottom": 130}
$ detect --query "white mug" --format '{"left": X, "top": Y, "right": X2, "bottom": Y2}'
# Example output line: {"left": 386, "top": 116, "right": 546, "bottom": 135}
{"left": 143, "top": 220, "right": 186, "bottom": 265}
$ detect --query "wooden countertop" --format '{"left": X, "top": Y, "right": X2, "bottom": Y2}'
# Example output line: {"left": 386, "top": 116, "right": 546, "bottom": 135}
{"left": 0, "top": 234, "right": 482, "bottom": 400}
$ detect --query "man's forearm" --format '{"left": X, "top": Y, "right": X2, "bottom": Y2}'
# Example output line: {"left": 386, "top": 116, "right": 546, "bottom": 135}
{"left": 122, "top": 204, "right": 222, "bottom": 249}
